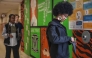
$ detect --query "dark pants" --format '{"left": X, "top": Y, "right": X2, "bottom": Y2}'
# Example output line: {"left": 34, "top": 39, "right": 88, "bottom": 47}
{"left": 17, "top": 39, "right": 21, "bottom": 49}
{"left": 16, "top": 39, "right": 21, "bottom": 58}
{"left": 5, "top": 45, "right": 19, "bottom": 58}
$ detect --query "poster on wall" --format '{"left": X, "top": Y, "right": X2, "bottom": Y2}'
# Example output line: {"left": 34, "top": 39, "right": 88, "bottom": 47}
{"left": 38, "top": 0, "right": 52, "bottom": 26}
{"left": 41, "top": 27, "right": 50, "bottom": 58}
{"left": 69, "top": 0, "right": 83, "bottom": 30}
{"left": 69, "top": 0, "right": 92, "bottom": 57}
{"left": 69, "top": 0, "right": 92, "bottom": 30}
{"left": 83, "top": 0, "right": 92, "bottom": 30}
{"left": 30, "top": 0, "right": 38, "bottom": 26}
{"left": 30, "top": 28, "right": 40, "bottom": 58}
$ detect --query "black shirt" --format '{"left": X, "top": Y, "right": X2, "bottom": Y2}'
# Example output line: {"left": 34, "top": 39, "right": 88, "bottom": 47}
{"left": 16, "top": 22, "right": 23, "bottom": 33}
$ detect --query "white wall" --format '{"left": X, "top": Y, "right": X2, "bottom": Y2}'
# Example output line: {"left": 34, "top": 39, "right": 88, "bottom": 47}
{"left": 6, "top": 9, "right": 19, "bottom": 23}
{"left": 0, "top": 5, "right": 21, "bottom": 24}
{"left": 18, "top": 5, "right": 21, "bottom": 22}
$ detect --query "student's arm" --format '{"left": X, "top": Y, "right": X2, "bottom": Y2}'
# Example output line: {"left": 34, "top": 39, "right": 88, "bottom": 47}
{"left": 2, "top": 26, "right": 8, "bottom": 38}
{"left": 47, "top": 26, "right": 71, "bottom": 44}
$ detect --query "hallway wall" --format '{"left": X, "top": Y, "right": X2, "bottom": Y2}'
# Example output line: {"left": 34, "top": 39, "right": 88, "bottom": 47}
{"left": 0, "top": 9, "right": 19, "bottom": 24}
{"left": 8, "top": 0, "right": 92, "bottom": 58}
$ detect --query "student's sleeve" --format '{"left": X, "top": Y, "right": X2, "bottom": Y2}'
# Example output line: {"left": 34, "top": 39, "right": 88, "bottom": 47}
{"left": 2, "top": 26, "right": 8, "bottom": 38}
{"left": 21, "top": 23, "right": 23, "bottom": 29}
{"left": 47, "top": 26, "right": 71, "bottom": 44}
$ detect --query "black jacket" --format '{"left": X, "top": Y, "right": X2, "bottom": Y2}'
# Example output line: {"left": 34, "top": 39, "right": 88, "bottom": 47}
{"left": 46, "top": 19, "right": 71, "bottom": 58}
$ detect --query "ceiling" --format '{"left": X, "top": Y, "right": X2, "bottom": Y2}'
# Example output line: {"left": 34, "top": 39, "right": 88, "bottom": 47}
{"left": 0, "top": 0, "right": 22, "bottom": 16}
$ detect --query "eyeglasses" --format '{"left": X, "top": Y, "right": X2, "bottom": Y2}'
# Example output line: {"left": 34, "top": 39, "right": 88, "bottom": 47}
{"left": 64, "top": 14, "right": 68, "bottom": 19}
{"left": 64, "top": 14, "right": 68, "bottom": 17}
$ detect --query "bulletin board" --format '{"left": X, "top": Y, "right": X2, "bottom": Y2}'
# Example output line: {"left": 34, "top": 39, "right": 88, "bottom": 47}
{"left": 69, "top": 0, "right": 92, "bottom": 57}
{"left": 83, "top": 0, "right": 92, "bottom": 30}
{"left": 69, "top": 0, "right": 92, "bottom": 30}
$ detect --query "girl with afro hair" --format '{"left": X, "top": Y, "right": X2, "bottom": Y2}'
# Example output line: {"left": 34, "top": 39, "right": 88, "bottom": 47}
{"left": 46, "top": 1, "right": 75, "bottom": 58}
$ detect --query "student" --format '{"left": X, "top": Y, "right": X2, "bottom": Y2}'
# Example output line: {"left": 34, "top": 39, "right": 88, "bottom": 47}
{"left": 2, "top": 14, "right": 19, "bottom": 58}
{"left": 46, "top": 1, "right": 75, "bottom": 58}
{"left": 15, "top": 14, "right": 23, "bottom": 57}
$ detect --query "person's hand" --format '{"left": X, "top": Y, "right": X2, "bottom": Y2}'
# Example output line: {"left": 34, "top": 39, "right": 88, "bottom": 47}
{"left": 9, "top": 34, "right": 13, "bottom": 38}
{"left": 71, "top": 37, "right": 75, "bottom": 42}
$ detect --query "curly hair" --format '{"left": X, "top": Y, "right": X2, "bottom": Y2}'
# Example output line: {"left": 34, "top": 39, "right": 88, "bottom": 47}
{"left": 9, "top": 14, "right": 15, "bottom": 22}
{"left": 9, "top": 14, "right": 15, "bottom": 19}
{"left": 53, "top": 1, "right": 73, "bottom": 16}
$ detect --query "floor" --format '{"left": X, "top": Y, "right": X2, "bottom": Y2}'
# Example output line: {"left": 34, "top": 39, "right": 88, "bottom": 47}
{"left": 0, "top": 24, "right": 31, "bottom": 58}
